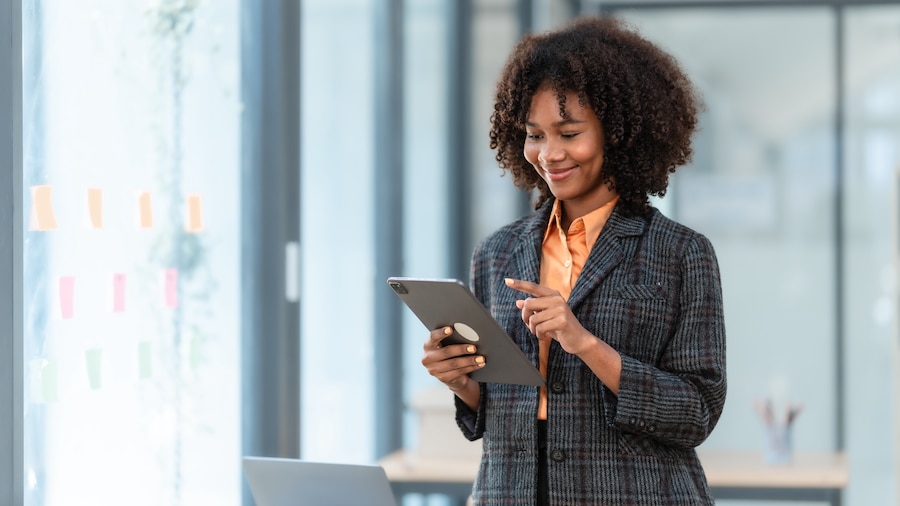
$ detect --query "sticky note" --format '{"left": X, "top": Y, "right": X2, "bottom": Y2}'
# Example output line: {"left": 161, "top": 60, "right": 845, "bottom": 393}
{"left": 190, "top": 334, "right": 202, "bottom": 370}
{"left": 185, "top": 194, "right": 204, "bottom": 233}
{"left": 59, "top": 276, "right": 75, "bottom": 319}
{"left": 44, "top": 360, "right": 59, "bottom": 402}
{"left": 87, "top": 187, "right": 103, "bottom": 229}
{"left": 112, "top": 273, "right": 126, "bottom": 313}
{"left": 164, "top": 269, "right": 178, "bottom": 308}
{"left": 29, "top": 359, "right": 60, "bottom": 403}
{"left": 138, "top": 341, "right": 152, "bottom": 379}
{"left": 85, "top": 348, "right": 103, "bottom": 390}
{"left": 138, "top": 191, "right": 154, "bottom": 229}
{"left": 30, "top": 185, "right": 59, "bottom": 231}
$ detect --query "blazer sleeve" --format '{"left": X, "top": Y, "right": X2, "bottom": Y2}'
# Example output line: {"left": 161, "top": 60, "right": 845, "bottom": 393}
{"left": 454, "top": 383, "right": 487, "bottom": 441}
{"left": 603, "top": 233, "right": 727, "bottom": 449}
{"left": 453, "top": 237, "right": 492, "bottom": 441}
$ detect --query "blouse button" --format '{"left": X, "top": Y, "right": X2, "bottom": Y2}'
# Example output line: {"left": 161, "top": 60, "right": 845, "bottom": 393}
{"left": 550, "top": 450, "right": 566, "bottom": 462}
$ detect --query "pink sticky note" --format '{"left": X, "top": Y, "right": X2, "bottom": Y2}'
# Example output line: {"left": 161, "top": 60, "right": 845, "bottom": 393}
{"left": 30, "top": 185, "right": 59, "bottom": 231}
{"left": 112, "top": 273, "right": 126, "bottom": 313}
{"left": 164, "top": 269, "right": 178, "bottom": 308}
{"left": 59, "top": 276, "right": 75, "bottom": 319}
{"left": 185, "top": 194, "right": 204, "bottom": 233}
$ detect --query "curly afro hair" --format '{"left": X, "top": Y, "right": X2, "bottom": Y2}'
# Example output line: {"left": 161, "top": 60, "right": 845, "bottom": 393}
{"left": 489, "top": 16, "right": 702, "bottom": 217}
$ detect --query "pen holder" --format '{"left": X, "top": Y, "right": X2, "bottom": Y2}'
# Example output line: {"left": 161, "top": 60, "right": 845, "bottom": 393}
{"left": 764, "top": 422, "right": 792, "bottom": 464}
{"left": 755, "top": 398, "right": 803, "bottom": 465}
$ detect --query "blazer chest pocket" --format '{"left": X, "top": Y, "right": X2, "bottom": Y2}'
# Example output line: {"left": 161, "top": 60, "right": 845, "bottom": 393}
{"left": 602, "top": 284, "right": 670, "bottom": 358}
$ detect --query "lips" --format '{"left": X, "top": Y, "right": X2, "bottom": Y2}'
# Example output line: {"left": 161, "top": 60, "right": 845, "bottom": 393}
{"left": 544, "top": 166, "right": 577, "bottom": 181}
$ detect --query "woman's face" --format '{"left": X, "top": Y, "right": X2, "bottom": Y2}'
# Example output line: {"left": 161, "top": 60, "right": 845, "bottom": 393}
{"left": 523, "top": 86, "right": 614, "bottom": 218}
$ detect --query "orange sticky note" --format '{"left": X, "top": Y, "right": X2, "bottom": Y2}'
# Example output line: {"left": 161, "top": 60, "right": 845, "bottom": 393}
{"left": 112, "top": 273, "right": 126, "bottom": 313}
{"left": 138, "top": 191, "right": 154, "bottom": 229}
{"left": 87, "top": 187, "right": 103, "bottom": 229}
{"left": 59, "top": 276, "right": 75, "bottom": 319}
{"left": 164, "top": 269, "right": 178, "bottom": 308}
{"left": 185, "top": 194, "right": 204, "bottom": 233}
{"left": 30, "top": 185, "right": 59, "bottom": 231}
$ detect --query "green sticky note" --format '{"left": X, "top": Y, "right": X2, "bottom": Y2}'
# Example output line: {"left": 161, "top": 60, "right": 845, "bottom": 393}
{"left": 138, "top": 341, "right": 152, "bottom": 379}
{"left": 190, "top": 334, "right": 203, "bottom": 370}
{"left": 85, "top": 348, "right": 102, "bottom": 390}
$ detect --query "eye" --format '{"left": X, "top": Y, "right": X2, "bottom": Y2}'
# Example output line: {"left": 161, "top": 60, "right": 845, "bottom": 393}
{"left": 526, "top": 133, "right": 543, "bottom": 140}
{"left": 561, "top": 132, "right": 580, "bottom": 139}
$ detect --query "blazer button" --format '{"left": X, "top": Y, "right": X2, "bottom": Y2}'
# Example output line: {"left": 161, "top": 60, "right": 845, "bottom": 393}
{"left": 550, "top": 450, "right": 566, "bottom": 462}
{"left": 550, "top": 382, "right": 565, "bottom": 394}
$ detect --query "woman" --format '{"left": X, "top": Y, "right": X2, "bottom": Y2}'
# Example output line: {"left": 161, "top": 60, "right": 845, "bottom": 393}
{"left": 421, "top": 16, "right": 726, "bottom": 505}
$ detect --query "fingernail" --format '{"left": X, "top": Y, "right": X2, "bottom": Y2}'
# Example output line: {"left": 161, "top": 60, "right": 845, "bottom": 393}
{"left": 475, "top": 356, "right": 485, "bottom": 365}
{"left": 443, "top": 327, "right": 452, "bottom": 335}
{"left": 466, "top": 345, "right": 476, "bottom": 353}
{"left": 504, "top": 278, "right": 513, "bottom": 285}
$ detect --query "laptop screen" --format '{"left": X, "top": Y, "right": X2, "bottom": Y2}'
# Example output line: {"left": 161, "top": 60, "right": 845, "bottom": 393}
{"left": 242, "top": 457, "right": 398, "bottom": 506}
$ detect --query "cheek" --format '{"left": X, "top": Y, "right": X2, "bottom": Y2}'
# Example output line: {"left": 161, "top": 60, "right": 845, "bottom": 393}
{"left": 570, "top": 142, "right": 602, "bottom": 167}
{"left": 523, "top": 144, "right": 540, "bottom": 166}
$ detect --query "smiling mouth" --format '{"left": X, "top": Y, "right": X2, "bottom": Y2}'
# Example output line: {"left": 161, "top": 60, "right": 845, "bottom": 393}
{"left": 544, "top": 167, "right": 577, "bottom": 181}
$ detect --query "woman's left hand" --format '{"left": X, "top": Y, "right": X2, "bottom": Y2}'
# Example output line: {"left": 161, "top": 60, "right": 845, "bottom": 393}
{"left": 505, "top": 277, "right": 596, "bottom": 356}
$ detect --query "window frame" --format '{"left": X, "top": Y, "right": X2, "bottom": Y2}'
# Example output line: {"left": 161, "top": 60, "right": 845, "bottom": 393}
{"left": 1, "top": 0, "right": 24, "bottom": 504}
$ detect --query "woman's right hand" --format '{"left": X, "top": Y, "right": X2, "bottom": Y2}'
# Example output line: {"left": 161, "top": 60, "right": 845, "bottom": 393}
{"left": 421, "top": 326, "right": 485, "bottom": 408}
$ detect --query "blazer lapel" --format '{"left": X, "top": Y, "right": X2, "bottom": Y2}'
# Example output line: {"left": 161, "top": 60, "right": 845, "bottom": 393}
{"left": 512, "top": 202, "right": 553, "bottom": 284}
{"left": 567, "top": 206, "right": 648, "bottom": 309}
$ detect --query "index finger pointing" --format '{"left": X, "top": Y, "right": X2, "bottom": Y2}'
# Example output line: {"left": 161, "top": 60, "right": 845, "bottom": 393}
{"left": 504, "top": 277, "right": 555, "bottom": 297}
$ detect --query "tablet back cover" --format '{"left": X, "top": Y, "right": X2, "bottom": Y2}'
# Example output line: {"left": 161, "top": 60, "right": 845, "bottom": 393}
{"left": 387, "top": 277, "right": 544, "bottom": 387}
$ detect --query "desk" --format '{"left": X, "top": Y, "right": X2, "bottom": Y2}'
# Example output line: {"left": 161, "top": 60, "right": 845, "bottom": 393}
{"left": 379, "top": 449, "right": 848, "bottom": 506}
{"left": 701, "top": 449, "right": 848, "bottom": 506}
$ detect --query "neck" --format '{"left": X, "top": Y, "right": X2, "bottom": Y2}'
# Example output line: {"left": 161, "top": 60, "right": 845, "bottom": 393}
{"left": 560, "top": 191, "right": 618, "bottom": 229}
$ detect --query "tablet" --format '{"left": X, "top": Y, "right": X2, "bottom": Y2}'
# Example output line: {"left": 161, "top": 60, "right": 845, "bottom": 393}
{"left": 387, "top": 277, "right": 545, "bottom": 387}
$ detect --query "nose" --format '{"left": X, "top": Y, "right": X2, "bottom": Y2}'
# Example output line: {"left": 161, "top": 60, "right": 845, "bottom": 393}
{"left": 538, "top": 139, "right": 565, "bottom": 165}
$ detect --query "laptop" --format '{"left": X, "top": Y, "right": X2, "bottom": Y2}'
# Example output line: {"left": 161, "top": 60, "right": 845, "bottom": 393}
{"left": 243, "top": 457, "right": 398, "bottom": 506}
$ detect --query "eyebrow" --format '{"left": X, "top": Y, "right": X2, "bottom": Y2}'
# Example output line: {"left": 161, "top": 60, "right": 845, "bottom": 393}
{"left": 525, "top": 118, "right": 587, "bottom": 128}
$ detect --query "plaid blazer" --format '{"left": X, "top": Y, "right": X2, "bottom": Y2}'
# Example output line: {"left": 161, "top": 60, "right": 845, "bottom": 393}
{"left": 455, "top": 200, "right": 727, "bottom": 505}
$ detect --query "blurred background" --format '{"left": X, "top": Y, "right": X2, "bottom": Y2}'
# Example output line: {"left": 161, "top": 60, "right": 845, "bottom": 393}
{"left": 3, "top": 0, "right": 900, "bottom": 505}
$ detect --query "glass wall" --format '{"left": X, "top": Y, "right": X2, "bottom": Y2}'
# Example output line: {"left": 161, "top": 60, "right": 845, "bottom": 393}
{"left": 22, "top": 1, "right": 241, "bottom": 505}
{"left": 300, "top": 0, "right": 377, "bottom": 464}
{"left": 844, "top": 6, "right": 900, "bottom": 503}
